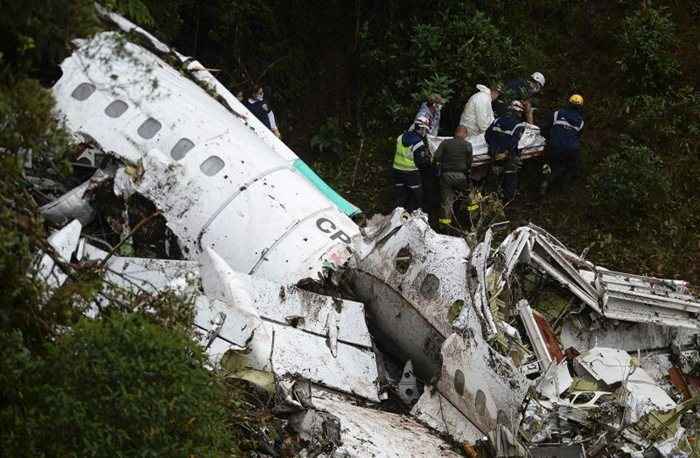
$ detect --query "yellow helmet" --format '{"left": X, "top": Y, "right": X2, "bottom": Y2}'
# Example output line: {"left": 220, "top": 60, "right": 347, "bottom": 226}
{"left": 569, "top": 94, "right": 584, "bottom": 106}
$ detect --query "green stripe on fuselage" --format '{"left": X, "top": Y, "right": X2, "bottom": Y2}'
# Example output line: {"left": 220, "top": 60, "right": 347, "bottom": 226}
{"left": 293, "top": 159, "right": 361, "bottom": 217}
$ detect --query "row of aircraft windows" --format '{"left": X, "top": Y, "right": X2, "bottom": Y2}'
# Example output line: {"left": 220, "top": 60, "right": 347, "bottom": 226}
{"left": 70, "top": 82, "right": 225, "bottom": 176}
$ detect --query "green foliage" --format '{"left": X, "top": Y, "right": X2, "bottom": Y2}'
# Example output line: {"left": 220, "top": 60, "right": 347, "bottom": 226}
{"left": 413, "top": 73, "right": 455, "bottom": 104}
{"left": 589, "top": 138, "right": 671, "bottom": 221}
{"left": 0, "top": 313, "right": 234, "bottom": 457}
{"left": 0, "top": 0, "right": 99, "bottom": 77}
{"left": 310, "top": 117, "right": 346, "bottom": 157}
{"left": 618, "top": 6, "right": 680, "bottom": 94}
{"left": 0, "top": 79, "right": 72, "bottom": 168}
{"left": 362, "top": 7, "right": 521, "bottom": 125}
{"left": 624, "top": 87, "right": 700, "bottom": 149}
{"left": 0, "top": 161, "right": 52, "bottom": 347}
{"left": 104, "top": 0, "right": 154, "bottom": 26}
{"left": 411, "top": 10, "right": 521, "bottom": 89}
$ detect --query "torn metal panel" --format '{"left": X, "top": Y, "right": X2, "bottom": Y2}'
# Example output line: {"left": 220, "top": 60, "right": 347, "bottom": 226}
{"left": 454, "top": 226, "right": 531, "bottom": 336}
{"left": 530, "top": 443, "right": 587, "bottom": 457}
{"left": 311, "top": 389, "right": 463, "bottom": 457}
{"left": 287, "top": 409, "right": 342, "bottom": 453}
{"left": 354, "top": 212, "right": 529, "bottom": 442}
{"left": 69, "top": 238, "right": 380, "bottom": 401}
{"left": 268, "top": 321, "right": 379, "bottom": 401}
{"left": 410, "top": 388, "right": 484, "bottom": 444}
{"left": 351, "top": 212, "right": 470, "bottom": 377}
{"left": 197, "top": 293, "right": 380, "bottom": 401}
{"left": 559, "top": 319, "right": 699, "bottom": 353}
{"left": 668, "top": 367, "right": 692, "bottom": 401}
{"left": 53, "top": 31, "right": 359, "bottom": 284}
{"left": 537, "top": 361, "right": 574, "bottom": 400}
{"left": 36, "top": 219, "right": 82, "bottom": 290}
{"left": 425, "top": 333, "right": 530, "bottom": 443}
{"left": 532, "top": 234, "right": 597, "bottom": 299}
{"left": 533, "top": 311, "right": 565, "bottom": 362}
{"left": 497, "top": 226, "right": 532, "bottom": 279}
{"left": 518, "top": 299, "right": 553, "bottom": 366}
{"left": 354, "top": 212, "right": 469, "bottom": 338}
{"left": 82, "top": 243, "right": 197, "bottom": 295}
{"left": 530, "top": 251, "right": 600, "bottom": 312}
{"left": 198, "top": 248, "right": 380, "bottom": 401}
{"left": 601, "top": 284, "right": 700, "bottom": 318}
{"left": 355, "top": 208, "right": 410, "bottom": 259}
{"left": 602, "top": 298, "right": 700, "bottom": 330}
{"left": 200, "top": 247, "right": 372, "bottom": 348}
{"left": 39, "top": 169, "right": 111, "bottom": 225}
{"left": 575, "top": 347, "right": 641, "bottom": 384}
{"left": 194, "top": 295, "right": 260, "bottom": 351}
{"left": 575, "top": 347, "right": 676, "bottom": 423}
{"left": 597, "top": 269, "right": 694, "bottom": 300}
{"left": 463, "top": 227, "right": 498, "bottom": 338}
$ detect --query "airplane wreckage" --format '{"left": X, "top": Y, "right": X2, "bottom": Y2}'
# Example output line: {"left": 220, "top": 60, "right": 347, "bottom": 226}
{"left": 25, "top": 6, "right": 700, "bottom": 457}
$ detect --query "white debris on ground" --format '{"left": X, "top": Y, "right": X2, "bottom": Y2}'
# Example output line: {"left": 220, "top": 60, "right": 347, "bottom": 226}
{"left": 27, "top": 5, "right": 700, "bottom": 457}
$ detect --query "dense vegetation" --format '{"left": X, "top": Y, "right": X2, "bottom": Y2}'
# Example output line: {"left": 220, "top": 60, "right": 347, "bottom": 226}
{"left": 0, "top": 0, "right": 698, "bottom": 455}
{"left": 146, "top": 0, "right": 699, "bottom": 282}
{"left": 201, "top": 1, "right": 700, "bottom": 280}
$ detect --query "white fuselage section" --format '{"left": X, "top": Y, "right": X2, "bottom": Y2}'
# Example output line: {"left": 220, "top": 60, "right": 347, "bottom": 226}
{"left": 52, "top": 32, "right": 359, "bottom": 283}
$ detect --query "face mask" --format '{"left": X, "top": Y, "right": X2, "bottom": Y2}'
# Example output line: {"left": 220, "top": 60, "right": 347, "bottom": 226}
{"left": 256, "top": 93, "right": 264, "bottom": 101}
{"left": 435, "top": 104, "right": 443, "bottom": 111}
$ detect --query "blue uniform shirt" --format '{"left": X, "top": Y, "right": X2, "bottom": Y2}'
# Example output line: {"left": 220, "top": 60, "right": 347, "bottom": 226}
{"left": 550, "top": 107, "right": 584, "bottom": 152}
{"left": 485, "top": 114, "right": 527, "bottom": 155}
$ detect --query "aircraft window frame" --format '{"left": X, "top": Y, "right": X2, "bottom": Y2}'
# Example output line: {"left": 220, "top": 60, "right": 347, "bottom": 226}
{"left": 137, "top": 117, "right": 162, "bottom": 139}
{"left": 200, "top": 155, "right": 225, "bottom": 176}
{"left": 104, "top": 100, "right": 129, "bottom": 118}
{"left": 170, "top": 138, "right": 195, "bottom": 161}
{"left": 71, "top": 82, "right": 96, "bottom": 101}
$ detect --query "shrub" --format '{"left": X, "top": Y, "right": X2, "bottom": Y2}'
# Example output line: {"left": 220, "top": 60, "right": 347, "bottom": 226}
{"left": 361, "top": 8, "right": 521, "bottom": 125}
{"left": 624, "top": 87, "right": 700, "bottom": 150}
{"left": 412, "top": 73, "right": 455, "bottom": 105}
{"left": 589, "top": 137, "right": 671, "bottom": 221}
{"left": 0, "top": 313, "right": 234, "bottom": 457}
{"left": 618, "top": 6, "right": 680, "bottom": 94}
{"left": 310, "top": 117, "right": 346, "bottom": 158}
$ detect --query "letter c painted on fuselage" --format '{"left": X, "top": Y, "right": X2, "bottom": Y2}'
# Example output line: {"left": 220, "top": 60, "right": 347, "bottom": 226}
{"left": 316, "top": 217, "right": 351, "bottom": 245}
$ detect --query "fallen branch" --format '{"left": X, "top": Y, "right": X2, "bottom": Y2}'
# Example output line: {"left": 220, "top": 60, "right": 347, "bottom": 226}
{"left": 99, "top": 210, "right": 161, "bottom": 267}
{"left": 351, "top": 137, "right": 365, "bottom": 188}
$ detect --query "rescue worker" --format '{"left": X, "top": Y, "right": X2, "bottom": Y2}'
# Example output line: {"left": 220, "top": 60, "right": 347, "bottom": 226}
{"left": 493, "top": 72, "right": 545, "bottom": 122}
{"left": 433, "top": 126, "right": 473, "bottom": 226}
{"left": 243, "top": 85, "right": 281, "bottom": 138}
{"left": 413, "top": 94, "right": 444, "bottom": 136}
{"left": 540, "top": 94, "right": 585, "bottom": 195}
{"left": 459, "top": 84, "right": 500, "bottom": 137}
{"left": 392, "top": 116, "right": 431, "bottom": 211}
{"left": 485, "top": 100, "right": 528, "bottom": 201}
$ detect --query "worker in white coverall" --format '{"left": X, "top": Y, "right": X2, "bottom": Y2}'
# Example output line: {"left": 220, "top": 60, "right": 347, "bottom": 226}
{"left": 459, "top": 84, "right": 501, "bottom": 137}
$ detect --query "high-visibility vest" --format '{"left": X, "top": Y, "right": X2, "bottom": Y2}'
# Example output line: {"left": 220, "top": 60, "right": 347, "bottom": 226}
{"left": 393, "top": 134, "right": 417, "bottom": 171}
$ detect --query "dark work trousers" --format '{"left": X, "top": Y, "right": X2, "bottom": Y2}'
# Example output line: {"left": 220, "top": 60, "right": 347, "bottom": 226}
{"left": 392, "top": 168, "right": 423, "bottom": 211}
{"left": 440, "top": 171, "right": 469, "bottom": 222}
{"left": 547, "top": 147, "right": 581, "bottom": 189}
{"left": 502, "top": 153, "right": 523, "bottom": 201}
{"left": 419, "top": 166, "right": 441, "bottom": 215}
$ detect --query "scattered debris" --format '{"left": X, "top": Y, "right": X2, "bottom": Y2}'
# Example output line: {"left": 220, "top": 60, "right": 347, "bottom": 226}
{"left": 27, "top": 7, "right": 700, "bottom": 456}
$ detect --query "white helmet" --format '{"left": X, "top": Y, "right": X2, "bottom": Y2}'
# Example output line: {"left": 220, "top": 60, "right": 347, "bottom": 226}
{"left": 414, "top": 116, "right": 430, "bottom": 130}
{"left": 531, "top": 72, "right": 545, "bottom": 87}
{"left": 509, "top": 100, "right": 525, "bottom": 112}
